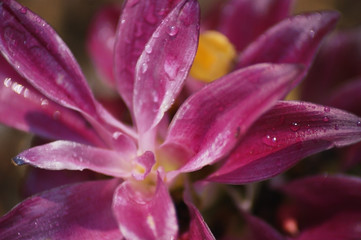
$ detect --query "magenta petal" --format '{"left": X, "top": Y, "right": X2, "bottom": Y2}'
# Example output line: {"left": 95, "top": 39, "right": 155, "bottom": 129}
{"left": 184, "top": 197, "right": 215, "bottom": 239}
{"left": 208, "top": 101, "right": 361, "bottom": 184}
{"left": 217, "top": 0, "right": 292, "bottom": 51}
{"left": 133, "top": 0, "right": 200, "bottom": 134}
{"left": 237, "top": 11, "right": 339, "bottom": 85}
{"left": 0, "top": 179, "right": 123, "bottom": 239}
{"left": 244, "top": 213, "right": 285, "bottom": 240}
{"left": 0, "top": 55, "right": 104, "bottom": 146}
{"left": 165, "top": 64, "right": 303, "bottom": 175}
{"left": 132, "top": 151, "right": 156, "bottom": 180}
{"left": 87, "top": 5, "right": 121, "bottom": 86}
{"left": 114, "top": 0, "right": 181, "bottom": 109}
{"left": 0, "top": 0, "right": 98, "bottom": 115}
{"left": 14, "top": 140, "right": 133, "bottom": 178}
{"left": 112, "top": 174, "right": 178, "bottom": 240}
{"left": 295, "top": 211, "right": 361, "bottom": 240}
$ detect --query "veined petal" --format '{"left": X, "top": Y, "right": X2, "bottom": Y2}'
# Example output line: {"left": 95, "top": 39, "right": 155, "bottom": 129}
{"left": 165, "top": 64, "right": 303, "bottom": 176}
{"left": 87, "top": 5, "right": 121, "bottom": 87}
{"left": 217, "top": 0, "right": 292, "bottom": 51}
{"left": 0, "top": 55, "right": 104, "bottom": 146}
{"left": 13, "top": 140, "right": 133, "bottom": 178}
{"left": 112, "top": 174, "right": 178, "bottom": 240}
{"left": 208, "top": 101, "right": 361, "bottom": 184}
{"left": 0, "top": 0, "right": 97, "bottom": 115}
{"left": 133, "top": 0, "right": 200, "bottom": 134}
{"left": 237, "top": 11, "right": 339, "bottom": 86}
{"left": 114, "top": 0, "right": 181, "bottom": 109}
{"left": 0, "top": 0, "right": 137, "bottom": 147}
{"left": 0, "top": 179, "right": 123, "bottom": 240}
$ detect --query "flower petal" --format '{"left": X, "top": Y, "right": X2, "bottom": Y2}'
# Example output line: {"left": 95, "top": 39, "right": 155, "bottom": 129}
{"left": 114, "top": 0, "right": 182, "bottom": 109}
{"left": 87, "top": 5, "right": 121, "bottom": 86}
{"left": 208, "top": 101, "right": 361, "bottom": 184}
{"left": 295, "top": 211, "right": 361, "bottom": 240}
{"left": 133, "top": 0, "right": 200, "bottom": 134}
{"left": 183, "top": 196, "right": 215, "bottom": 239}
{"left": 13, "top": 140, "right": 133, "bottom": 178}
{"left": 112, "top": 174, "right": 178, "bottom": 240}
{"left": 165, "top": 64, "right": 303, "bottom": 176}
{"left": 0, "top": 179, "right": 123, "bottom": 239}
{"left": 301, "top": 28, "right": 361, "bottom": 103}
{"left": 0, "top": 0, "right": 137, "bottom": 149}
{"left": 237, "top": 11, "right": 339, "bottom": 86}
{"left": 244, "top": 213, "right": 286, "bottom": 240}
{"left": 0, "top": 55, "right": 104, "bottom": 146}
{"left": 216, "top": 0, "right": 292, "bottom": 51}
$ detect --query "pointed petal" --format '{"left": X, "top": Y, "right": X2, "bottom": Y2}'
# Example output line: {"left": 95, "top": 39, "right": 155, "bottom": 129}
{"left": 165, "top": 64, "right": 303, "bottom": 176}
{"left": 301, "top": 28, "right": 361, "bottom": 102}
{"left": 13, "top": 140, "right": 133, "bottom": 178}
{"left": 0, "top": 0, "right": 97, "bottom": 114}
{"left": 208, "top": 101, "right": 361, "bottom": 184}
{"left": 0, "top": 179, "right": 123, "bottom": 240}
{"left": 87, "top": 5, "right": 121, "bottom": 86}
{"left": 295, "top": 211, "right": 361, "bottom": 240}
{"left": 114, "top": 0, "right": 181, "bottom": 109}
{"left": 132, "top": 151, "right": 156, "bottom": 180}
{"left": 244, "top": 213, "right": 286, "bottom": 240}
{"left": 133, "top": 0, "right": 200, "bottom": 134}
{"left": 112, "top": 174, "right": 178, "bottom": 240}
{"left": 183, "top": 196, "right": 215, "bottom": 239}
{"left": 0, "top": 55, "right": 104, "bottom": 146}
{"left": 217, "top": 0, "right": 292, "bottom": 51}
{"left": 237, "top": 11, "right": 339, "bottom": 86}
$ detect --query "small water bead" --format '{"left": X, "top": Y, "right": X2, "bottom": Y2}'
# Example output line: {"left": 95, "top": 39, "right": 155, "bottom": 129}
{"left": 323, "top": 116, "right": 329, "bottom": 122}
{"left": 290, "top": 122, "right": 300, "bottom": 132}
{"left": 167, "top": 25, "right": 179, "bottom": 37}
{"left": 141, "top": 62, "right": 148, "bottom": 73}
{"left": 19, "top": 7, "right": 27, "bottom": 14}
{"left": 324, "top": 106, "right": 330, "bottom": 113}
{"left": 262, "top": 135, "right": 278, "bottom": 147}
{"left": 112, "top": 131, "right": 122, "bottom": 140}
{"left": 145, "top": 44, "right": 152, "bottom": 54}
{"left": 309, "top": 29, "right": 315, "bottom": 38}
{"left": 357, "top": 121, "right": 361, "bottom": 127}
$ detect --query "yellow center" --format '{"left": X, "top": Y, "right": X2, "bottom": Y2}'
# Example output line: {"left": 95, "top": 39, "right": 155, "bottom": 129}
{"left": 190, "top": 30, "right": 236, "bottom": 82}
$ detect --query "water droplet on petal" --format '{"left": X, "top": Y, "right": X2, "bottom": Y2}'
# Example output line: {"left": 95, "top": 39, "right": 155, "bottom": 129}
{"left": 323, "top": 116, "right": 329, "bottom": 122}
{"left": 290, "top": 122, "right": 300, "bottom": 132}
{"left": 145, "top": 44, "right": 152, "bottom": 54}
{"left": 324, "top": 106, "right": 330, "bottom": 113}
{"left": 141, "top": 62, "right": 148, "bottom": 73}
{"left": 167, "top": 25, "right": 179, "bottom": 37}
{"left": 113, "top": 131, "right": 122, "bottom": 139}
{"left": 357, "top": 121, "right": 361, "bottom": 127}
{"left": 41, "top": 99, "right": 49, "bottom": 106}
{"left": 262, "top": 135, "right": 278, "bottom": 147}
{"left": 19, "top": 7, "right": 27, "bottom": 14}
{"left": 309, "top": 29, "right": 315, "bottom": 38}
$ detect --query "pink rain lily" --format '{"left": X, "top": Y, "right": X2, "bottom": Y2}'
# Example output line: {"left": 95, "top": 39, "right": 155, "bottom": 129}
{"left": 1, "top": 0, "right": 361, "bottom": 239}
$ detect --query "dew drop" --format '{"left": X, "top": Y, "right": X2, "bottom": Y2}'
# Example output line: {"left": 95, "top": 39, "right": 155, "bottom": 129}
{"left": 3, "top": 77, "right": 12, "bottom": 87}
{"left": 357, "top": 121, "right": 361, "bottom": 127}
{"left": 41, "top": 99, "right": 49, "bottom": 106}
{"left": 141, "top": 62, "right": 148, "bottom": 73}
{"left": 323, "top": 116, "right": 329, "bottom": 122}
{"left": 290, "top": 122, "right": 300, "bottom": 132}
{"left": 167, "top": 25, "right": 179, "bottom": 37}
{"left": 262, "top": 135, "right": 278, "bottom": 147}
{"left": 324, "top": 106, "right": 330, "bottom": 113}
{"left": 113, "top": 131, "right": 122, "bottom": 139}
{"left": 19, "top": 7, "right": 27, "bottom": 14}
{"left": 145, "top": 44, "right": 152, "bottom": 54}
{"left": 309, "top": 29, "right": 315, "bottom": 38}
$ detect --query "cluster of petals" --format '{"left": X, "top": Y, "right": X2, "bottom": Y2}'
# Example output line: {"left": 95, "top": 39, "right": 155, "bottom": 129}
{"left": 0, "top": 0, "right": 360, "bottom": 239}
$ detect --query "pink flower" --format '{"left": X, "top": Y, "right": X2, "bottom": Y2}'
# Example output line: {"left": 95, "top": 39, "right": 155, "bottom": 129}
{"left": 0, "top": 0, "right": 360, "bottom": 239}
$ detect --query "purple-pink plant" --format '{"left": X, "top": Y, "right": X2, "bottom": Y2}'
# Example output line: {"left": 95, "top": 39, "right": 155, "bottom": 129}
{"left": 0, "top": 0, "right": 361, "bottom": 239}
